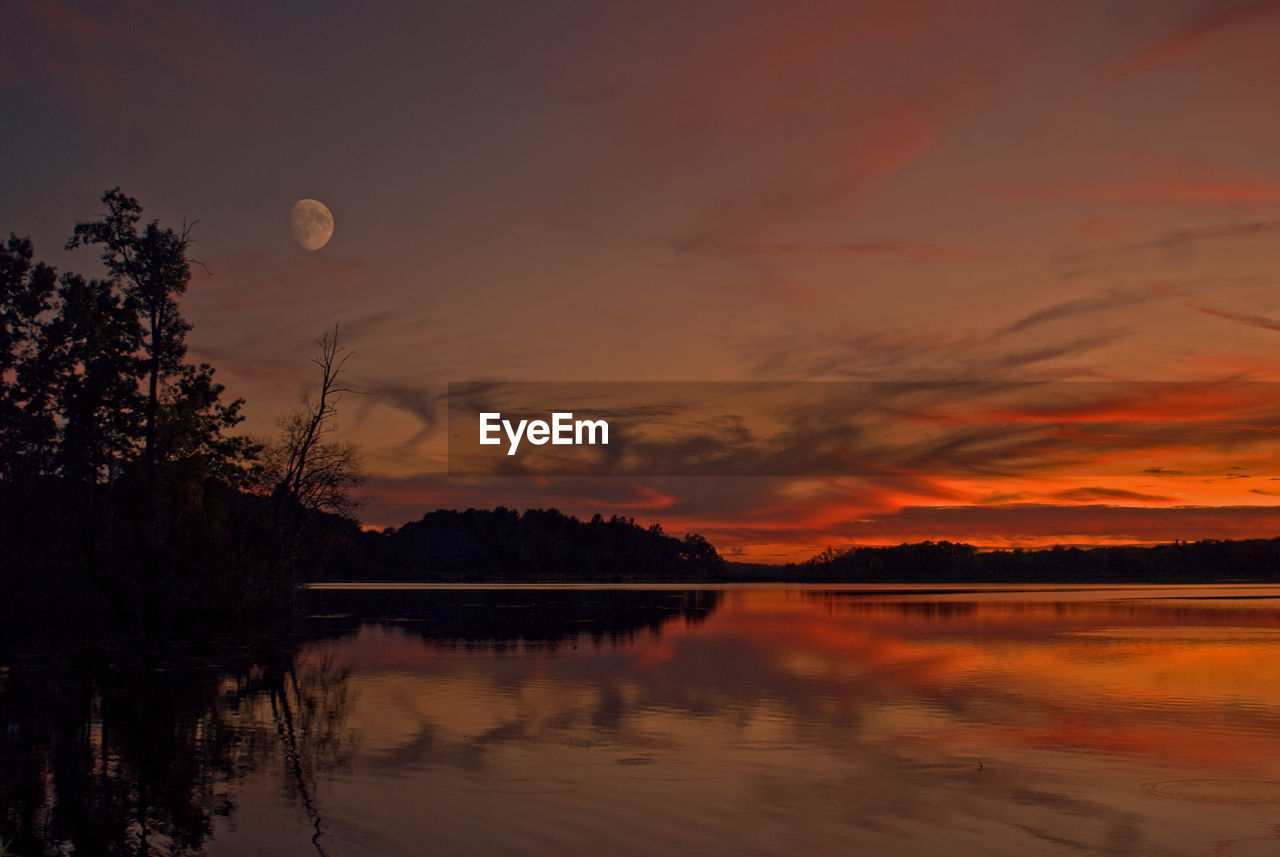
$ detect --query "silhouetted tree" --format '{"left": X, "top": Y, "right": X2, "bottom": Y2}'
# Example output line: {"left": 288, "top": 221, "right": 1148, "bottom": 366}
{"left": 0, "top": 192, "right": 268, "bottom": 639}
{"left": 0, "top": 235, "right": 60, "bottom": 480}
{"left": 155, "top": 362, "right": 259, "bottom": 487}
{"left": 51, "top": 272, "right": 144, "bottom": 486}
{"left": 361, "top": 507, "right": 727, "bottom": 582}
{"left": 50, "top": 189, "right": 255, "bottom": 491}
{"left": 262, "top": 325, "right": 363, "bottom": 520}
{"left": 67, "top": 188, "right": 198, "bottom": 482}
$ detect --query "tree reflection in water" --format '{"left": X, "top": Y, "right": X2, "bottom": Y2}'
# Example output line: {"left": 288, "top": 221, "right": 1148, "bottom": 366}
{"left": 0, "top": 588, "right": 719, "bottom": 855}
{"left": 0, "top": 636, "right": 353, "bottom": 857}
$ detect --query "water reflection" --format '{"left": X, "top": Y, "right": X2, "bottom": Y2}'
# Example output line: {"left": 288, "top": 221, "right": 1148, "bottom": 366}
{"left": 5, "top": 587, "right": 1280, "bottom": 856}
{"left": 301, "top": 587, "right": 721, "bottom": 648}
{"left": 0, "top": 589, "right": 717, "bottom": 855}
{"left": 0, "top": 636, "right": 353, "bottom": 856}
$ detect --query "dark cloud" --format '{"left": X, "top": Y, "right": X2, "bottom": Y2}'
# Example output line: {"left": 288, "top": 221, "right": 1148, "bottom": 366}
{"left": 1182, "top": 301, "right": 1280, "bottom": 333}
{"left": 1047, "top": 487, "right": 1173, "bottom": 503}
{"left": 998, "top": 290, "right": 1153, "bottom": 337}
{"left": 360, "top": 380, "right": 445, "bottom": 438}
{"left": 746, "top": 324, "right": 1124, "bottom": 382}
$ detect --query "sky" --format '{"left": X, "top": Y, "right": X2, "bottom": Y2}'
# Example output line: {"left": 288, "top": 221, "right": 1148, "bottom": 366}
{"left": 5, "top": 0, "right": 1280, "bottom": 561}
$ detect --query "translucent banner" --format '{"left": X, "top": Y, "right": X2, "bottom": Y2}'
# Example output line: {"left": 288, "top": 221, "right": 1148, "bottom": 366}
{"left": 446, "top": 381, "right": 1280, "bottom": 478}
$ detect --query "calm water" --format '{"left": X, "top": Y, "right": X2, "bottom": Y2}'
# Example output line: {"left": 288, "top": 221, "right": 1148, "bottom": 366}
{"left": 5, "top": 585, "right": 1280, "bottom": 856}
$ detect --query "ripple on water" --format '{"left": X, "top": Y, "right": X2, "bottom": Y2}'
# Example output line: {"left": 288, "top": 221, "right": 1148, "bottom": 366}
{"left": 468, "top": 777, "right": 581, "bottom": 795}
{"left": 1145, "top": 778, "right": 1280, "bottom": 805}
{"left": 1063, "top": 626, "right": 1280, "bottom": 641}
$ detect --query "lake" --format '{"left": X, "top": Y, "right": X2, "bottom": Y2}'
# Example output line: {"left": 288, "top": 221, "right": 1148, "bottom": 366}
{"left": 4, "top": 584, "right": 1280, "bottom": 856}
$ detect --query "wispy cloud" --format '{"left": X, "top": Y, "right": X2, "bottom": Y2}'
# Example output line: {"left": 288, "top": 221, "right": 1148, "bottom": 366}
{"left": 996, "top": 153, "right": 1280, "bottom": 226}
{"left": 359, "top": 380, "right": 445, "bottom": 440}
{"left": 1046, "top": 487, "right": 1174, "bottom": 503}
{"left": 1000, "top": 182, "right": 1280, "bottom": 206}
{"left": 1182, "top": 302, "right": 1280, "bottom": 333}
{"left": 1051, "top": 221, "right": 1280, "bottom": 274}
{"left": 688, "top": 237, "right": 977, "bottom": 262}
{"left": 445, "top": 381, "right": 1280, "bottom": 486}
{"left": 746, "top": 322, "right": 1125, "bottom": 382}
{"left": 1104, "top": 0, "right": 1280, "bottom": 81}
{"left": 998, "top": 290, "right": 1156, "bottom": 337}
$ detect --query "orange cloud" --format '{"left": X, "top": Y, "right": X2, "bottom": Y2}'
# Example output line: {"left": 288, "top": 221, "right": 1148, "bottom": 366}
{"left": 996, "top": 152, "right": 1280, "bottom": 208}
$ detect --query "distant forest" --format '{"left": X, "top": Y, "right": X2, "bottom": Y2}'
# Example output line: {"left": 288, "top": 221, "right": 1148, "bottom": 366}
{"left": 318, "top": 509, "right": 1280, "bottom": 585}
{"left": 788, "top": 537, "right": 1280, "bottom": 584}
{"left": 345, "top": 507, "right": 727, "bottom": 581}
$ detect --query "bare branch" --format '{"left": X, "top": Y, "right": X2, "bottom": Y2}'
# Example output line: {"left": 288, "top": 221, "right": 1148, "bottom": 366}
{"left": 264, "top": 324, "right": 364, "bottom": 521}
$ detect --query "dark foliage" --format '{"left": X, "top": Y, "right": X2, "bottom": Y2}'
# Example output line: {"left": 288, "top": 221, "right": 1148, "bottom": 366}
{"left": 0, "top": 192, "right": 282, "bottom": 643}
{"left": 349, "top": 507, "right": 728, "bottom": 582}
{"left": 791, "top": 538, "right": 1280, "bottom": 583}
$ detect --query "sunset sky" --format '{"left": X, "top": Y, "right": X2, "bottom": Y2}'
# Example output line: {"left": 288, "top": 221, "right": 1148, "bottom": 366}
{"left": 6, "top": 0, "right": 1280, "bottom": 561}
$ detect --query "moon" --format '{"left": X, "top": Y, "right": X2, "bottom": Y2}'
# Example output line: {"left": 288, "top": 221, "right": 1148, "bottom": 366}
{"left": 290, "top": 199, "right": 334, "bottom": 251}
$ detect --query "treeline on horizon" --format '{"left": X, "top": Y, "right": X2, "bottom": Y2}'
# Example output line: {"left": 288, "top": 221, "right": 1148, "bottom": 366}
{"left": 787, "top": 538, "right": 1280, "bottom": 583}
{"left": 316, "top": 506, "right": 728, "bottom": 582}
{"left": 315, "top": 511, "right": 1280, "bottom": 584}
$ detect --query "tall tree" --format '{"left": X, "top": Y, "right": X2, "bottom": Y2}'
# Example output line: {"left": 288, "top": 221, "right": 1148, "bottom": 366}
{"left": 53, "top": 272, "right": 144, "bottom": 486}
{"left": 63, "top": 188, "right": 255, "bottom": 487}
{"left": 67, "top": 188, "right": 194, "bottom": 481}
{"left": 0, "top": 234, "right": 60, "bottom": 479}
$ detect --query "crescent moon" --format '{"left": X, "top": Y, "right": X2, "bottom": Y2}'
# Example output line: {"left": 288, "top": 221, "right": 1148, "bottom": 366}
{"left": 290, "top": 199, "right": 334, "bottom": 251}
